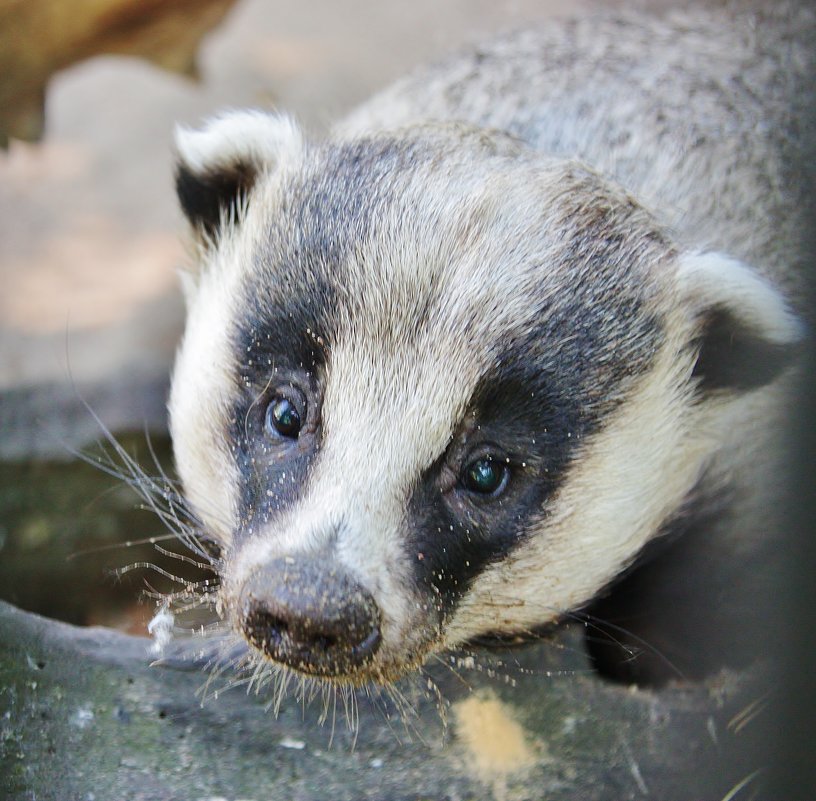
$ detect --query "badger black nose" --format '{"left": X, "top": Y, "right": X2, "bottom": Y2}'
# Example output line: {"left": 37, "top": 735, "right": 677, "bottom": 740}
{"left": 238, "top": 555, "right": 381, "bottom": 677}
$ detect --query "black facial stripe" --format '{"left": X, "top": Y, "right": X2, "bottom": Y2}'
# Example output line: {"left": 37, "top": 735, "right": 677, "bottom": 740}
{"left": 227, "top": 137, "right": 442, "bottom": 535}
{"left": 234, "top": 304, "right": 329, "bottom": 382}
{"left": 228, "top": 288, "right": 332, "bottom": 536}
{"left": 403, "top": 292, "right": 664, "bottom": 626}
{"left": 404, "top": 373, "right": 581, "bottom": 623}
{"left": 228, "top": 370, "right": 321, "bottom": 541}
{"left": 406, "top": 440, "right": 567, "bottom": 626}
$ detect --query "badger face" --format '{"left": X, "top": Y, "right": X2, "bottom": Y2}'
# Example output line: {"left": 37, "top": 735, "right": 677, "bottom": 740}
{"left": 169, "top": 112, "right": 801, "bottom": 685}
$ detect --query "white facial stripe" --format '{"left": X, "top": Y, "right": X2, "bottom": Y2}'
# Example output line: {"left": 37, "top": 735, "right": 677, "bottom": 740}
{"left": 218, "top": 168, "right": 667, "bottom": 660}
{"left": 170, "top": 187, "right": 280, "bottom": 542}
{"left": 226, "top": 259, "right": 486, "bottom": 651}
{"left": 170, "top": 248, "right": 243, "bottom": 541}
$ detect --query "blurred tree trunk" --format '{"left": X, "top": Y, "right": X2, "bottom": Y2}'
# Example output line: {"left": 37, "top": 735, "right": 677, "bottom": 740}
{"left": 0, "top": 0, "right": 238, "bottom": 144}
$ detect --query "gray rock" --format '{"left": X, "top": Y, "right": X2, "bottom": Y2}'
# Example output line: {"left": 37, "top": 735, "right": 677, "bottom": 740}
{"left": 0, "top": 600, "right": 767, "bottom": 801}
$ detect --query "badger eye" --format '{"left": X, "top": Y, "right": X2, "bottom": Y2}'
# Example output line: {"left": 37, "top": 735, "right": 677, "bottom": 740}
{"left": 463, "top": 456, "right": 509, "bottom": 497}
{"left": 265, "top": 395, "right": 303, "bottom": 439}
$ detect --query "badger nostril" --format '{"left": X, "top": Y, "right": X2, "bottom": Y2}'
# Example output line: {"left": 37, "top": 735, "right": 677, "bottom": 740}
{"left": 257, "top": 614, "right": 289, "bottom": 647}
{"left": 239, "top": 556, "right": 381, "bottom": 677}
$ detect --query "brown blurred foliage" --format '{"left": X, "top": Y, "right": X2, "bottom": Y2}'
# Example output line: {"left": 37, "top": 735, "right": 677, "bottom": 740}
{"left": 0, "top": 0, "right": 237, "bottom": 145}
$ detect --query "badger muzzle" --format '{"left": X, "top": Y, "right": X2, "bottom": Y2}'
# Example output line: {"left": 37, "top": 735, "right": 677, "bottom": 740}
{"left": 238, "top": 554, "right": 382, "bottom": 678}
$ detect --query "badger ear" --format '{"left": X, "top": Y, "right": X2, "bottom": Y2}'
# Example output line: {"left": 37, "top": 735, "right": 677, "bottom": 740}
{"left": 174, "top": 110, "right": 303, "bottom": 241}
{"left": 677, "top": 252, "right": 804, "bottom": 392}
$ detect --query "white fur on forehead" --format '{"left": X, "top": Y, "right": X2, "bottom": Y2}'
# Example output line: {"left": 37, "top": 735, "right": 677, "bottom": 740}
{"left": 174, "top": 110, "right": 303, "bottom": 175}
{"left": 677, "top": 251, "right": 803, "bottom": 345}
{"left": 169, "top": 222, "right": 260, "bottom": 542}
{"left": 222, "top": 202, "right": 520, "bottom": 658}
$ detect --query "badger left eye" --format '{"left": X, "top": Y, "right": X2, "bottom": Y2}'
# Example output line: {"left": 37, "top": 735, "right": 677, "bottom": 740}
{"left": 265, "top": 393, "right": 304, "bottom": 439}
{"left": 462, "top": 456, "right": 509, "bottom": 497}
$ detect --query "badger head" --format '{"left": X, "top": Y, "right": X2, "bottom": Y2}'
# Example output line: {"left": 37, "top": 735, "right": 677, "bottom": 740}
{"left": 168, "top": 111, "right": 801, "bottom": 686}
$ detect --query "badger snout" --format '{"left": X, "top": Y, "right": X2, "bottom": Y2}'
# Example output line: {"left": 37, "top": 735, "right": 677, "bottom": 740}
{"left": 238, "top": 555, "right": 382, "bottom": 678}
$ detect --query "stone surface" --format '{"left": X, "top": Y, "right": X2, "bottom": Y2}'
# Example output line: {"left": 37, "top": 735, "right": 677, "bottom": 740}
{"left": 0, "top": 601, "right": 768, "bottom": 801}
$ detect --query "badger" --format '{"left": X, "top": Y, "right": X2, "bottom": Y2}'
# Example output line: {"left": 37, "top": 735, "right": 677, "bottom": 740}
{"left": 166, "top": 5, "right": 813, "bottom": 689}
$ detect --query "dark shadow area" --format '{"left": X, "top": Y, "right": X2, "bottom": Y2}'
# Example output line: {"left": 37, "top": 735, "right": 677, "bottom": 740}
{"left": 0, "top": 433, "right": 212, "bottom": 634}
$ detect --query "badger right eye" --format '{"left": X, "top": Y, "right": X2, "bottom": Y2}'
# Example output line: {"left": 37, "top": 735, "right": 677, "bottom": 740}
{"left": 462, "top": 455, "right": 510, "bottom": 497}
{"left": 265, "top": 393, "right": 304, "bottom": 439}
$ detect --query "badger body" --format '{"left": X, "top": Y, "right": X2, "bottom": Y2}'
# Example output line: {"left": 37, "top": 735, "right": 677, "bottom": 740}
{"left": 169, "top": 6, "right": 812, "bottom": 686}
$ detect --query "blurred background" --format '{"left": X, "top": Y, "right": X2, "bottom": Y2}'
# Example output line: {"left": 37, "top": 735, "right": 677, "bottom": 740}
{"left": 0, "top": 0, "right": 786, "bottom": 629}
{"left": 1, "top": 0, "right": 707, "bottom": 634}
{"left": 2, "top": 4, "right": 813, "bottom": 797}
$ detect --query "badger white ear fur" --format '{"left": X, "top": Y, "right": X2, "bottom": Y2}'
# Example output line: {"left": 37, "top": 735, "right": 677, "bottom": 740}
{"left": 174, "top": 110, "right": 303, "bottom": 241}
{"left": 677, "top": 251, "right": 804, "bottom": 392}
